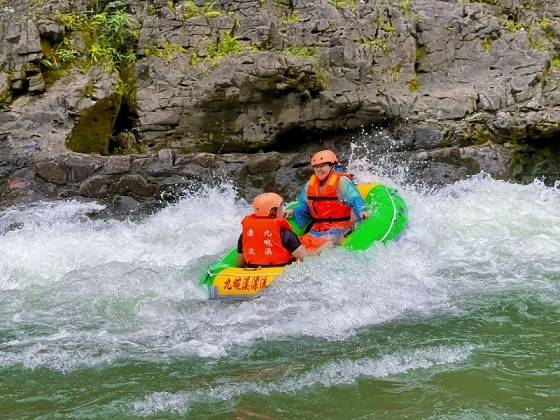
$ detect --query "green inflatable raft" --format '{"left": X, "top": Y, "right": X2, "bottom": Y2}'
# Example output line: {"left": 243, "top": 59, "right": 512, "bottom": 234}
{"left": 200, "top": 182, "right": 408, "bottom": 299}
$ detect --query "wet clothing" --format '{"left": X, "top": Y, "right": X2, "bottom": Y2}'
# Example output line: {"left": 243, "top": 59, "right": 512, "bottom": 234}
{"left": 238, "top": 215, "right": 300, "bottom": 266}
{"left": 293, "top": 172, "right": 366, "bottom": 246}
{"left": 299, "top": 233, "right": 330, "bottom": 251}
{"left": 237, "top": 229, "right": 300, "bottom": 254}
{"left": 306, "top": 172, "right": 354, "bottom": 232}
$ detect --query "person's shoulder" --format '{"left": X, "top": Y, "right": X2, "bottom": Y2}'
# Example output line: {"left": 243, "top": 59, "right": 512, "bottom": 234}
{"left": 338, "top": 174, "right": 352, "bottom": 182}
{"left": 338, "top": 174, "right": 357, "bottom": 187}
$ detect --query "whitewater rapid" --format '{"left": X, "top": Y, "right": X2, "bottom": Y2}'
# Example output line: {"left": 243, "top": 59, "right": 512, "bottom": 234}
{"left": 1, "top": 173, "right": 559, "bottom": 416}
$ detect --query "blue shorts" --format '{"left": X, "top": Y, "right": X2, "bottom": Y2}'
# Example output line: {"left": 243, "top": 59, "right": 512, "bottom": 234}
{"left": 308, "top": 228, "right": 346, "bottom": 238}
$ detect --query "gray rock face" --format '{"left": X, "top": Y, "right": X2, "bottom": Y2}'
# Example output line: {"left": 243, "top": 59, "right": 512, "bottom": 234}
{"left": 0, "top": 0, "right": 559, "bottom": 208}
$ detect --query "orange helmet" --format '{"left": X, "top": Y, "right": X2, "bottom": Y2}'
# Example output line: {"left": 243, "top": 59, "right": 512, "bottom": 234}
{"left": 311, "top": 150, "right": 338, "bottom": 166}
{"left": 252, "top": 192, "right": 283, "bottom": 217}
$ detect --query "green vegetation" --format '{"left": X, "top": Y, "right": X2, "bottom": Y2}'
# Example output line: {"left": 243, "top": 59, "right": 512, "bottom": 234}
{"left": 52, "top": 9, "right": 139, "bottom": 71}
{"left": 359, "top": 38, "right": 388, "bottom": 54}
{"left": 502, "top": 18, "right": 524, "bottom": 32}
{"left": 529, "top": 34, "right": 548, "bottom": 53}
{"left": 408, "top": 76, "right": 420, "bottom": 92}
{"left": 400, "top": 0, "right": 412, "bottom": 14}
{"left": 327, "top": 0, "right": 358, "bottom": 11}
{"left": 191, "top": 32, "right": 256, "bottom": 65}
{"left": 82, "top": 82, "right": 95, "bottom": 98}
{"left": 40, "top": 38, "right": 79, "bottom": 70}
{"left": 381, "top": 22, "right": 396, "bottom": 33}
{"left": 382, "top": 65, "right": 402, "bottom": 82}
{"left": 282, "top": 10, "right": 301, "bottom": 25}
{"left": 65, "top": 93, "right": 122, "bottom": 155}
{"left": 551, "top": 58, "right": 560, "bottom": 69}
{"left": 144, "top": 41, "right": 188, "bottom": 61}
{"left": 207, "top": 31, "right": 247, "bottom": 59}
{"left": 315, "top": 66, "right": 328, "bottom": 90}
{"left": 481, "top": 37, "right": 492, "bottom": 52}
{"left": 117, "top": 63, "right": 137, "bottom": 113}
{"left": 182, "top": 1, "right": 221, "bottom": 20}
{"left": 284, "top": 46, "right": 319, "bottom": 58}
{"left": 538, "top": 17, "right": 553, "bottom": 34}
{"left": 146, "top": 3, "right": 156, "bottom": 15}
{"left": 41, "top": 6, "right": 141, "bottom": 156}
{"left": 468, "top": 0, "right": 499, "bottom": 5}
{"left": 415, "top": 45, "right": 427, "bottom": 61}
{"left": 525, "top": 16, "right": 560, "bottom": 54}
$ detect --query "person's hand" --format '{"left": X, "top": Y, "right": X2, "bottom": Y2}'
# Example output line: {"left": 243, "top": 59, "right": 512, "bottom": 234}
{"left": 359, "top": 210, "right": 371, "bottom": 220}
{"left": 283, "top": 209, "right": 294, "bottom": 218}
{"left": 317, "top": 238, "right": 335, "bottom": 252}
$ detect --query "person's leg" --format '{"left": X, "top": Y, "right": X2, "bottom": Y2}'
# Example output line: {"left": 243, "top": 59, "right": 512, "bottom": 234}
{"left": 300, "top": 232, "right": 329, "bottom": 250}
{"left": 300, "top": 228, "right": 346, "bottom": 250}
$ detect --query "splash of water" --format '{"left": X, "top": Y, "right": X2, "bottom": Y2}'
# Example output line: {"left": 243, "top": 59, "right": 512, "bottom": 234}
{"left": 0, "top": 171, "right": 559, "bottom": 375}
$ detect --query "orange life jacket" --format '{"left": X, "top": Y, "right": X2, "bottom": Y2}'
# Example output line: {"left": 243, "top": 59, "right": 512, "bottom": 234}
{"left": 241, "top": 215, "right": 294, "bottom": 266}
{"left": 306, "top": 171, "right": 353, "bottom": 232}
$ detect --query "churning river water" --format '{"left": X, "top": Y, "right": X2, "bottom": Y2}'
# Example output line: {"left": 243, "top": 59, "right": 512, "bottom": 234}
{"left": 0, "top": 170, "right": 559, "bottom": 418}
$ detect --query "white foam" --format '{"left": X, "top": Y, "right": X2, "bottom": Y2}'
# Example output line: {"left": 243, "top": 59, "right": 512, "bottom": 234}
{"left": 131, "top": 344, "right": 474, "bottom": 416}
{"left": 0, "top": 176, "right": 559, "bottom": 372}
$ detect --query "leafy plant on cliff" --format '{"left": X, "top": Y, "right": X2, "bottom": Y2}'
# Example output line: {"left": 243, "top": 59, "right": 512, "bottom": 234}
{"left": 481, "top": 37, "right": 492, "bottom": 52}
{"left": 206, "top": 31, "right": 256, "bottom": 62}
{"left": 359, "top": 38, "right": 388, "bottom": 54}
{"left": 40, "top": 38, "right": 79, "bottom": 71}
{"left": 408, "top": 75, "right": 420, "bottom": 92}
{"left": 282, "top": 10, "right": 301, "bottom": 25}
{"left": 144, "top": 41, "right": 188, "bottom": 62}
{"left": 551, "top": 58, "right": 560, "bottom": 69}
{"left": 56, "top": 9, "right": 139, "bottom": 71}
{"left": 207, "top": 31, "right": 244, "bottom": 59}
{"left": 528, "top": 33, "right": 548, "bottom": 53}
{"left": 284, "top": 46, "right": 319, "bottom": 59}
{"left": 182, "top": 1, "right": 221, "bottom": 20}
{"left": 381, "top": 22, "right": 396, "bottom": 33}
{"left": 190, "top": 32, "right": 256, "bottom": 65}
{"left": 499, "top": 16, "right": 524, "bottom": 33}
{"left": 327, "top": 0, "right": 358, "bottom": 11}
{"left": 400, "top": 0, "right": 412, "bottom": 14}
{"left": 315, "top": 66, "right": 329, "bottom": 90}
{"left": 537, "top": 16, "right": 560, "bottom": 46}
{"left": 538, "top": 17, "right": 553, "bottom": 34}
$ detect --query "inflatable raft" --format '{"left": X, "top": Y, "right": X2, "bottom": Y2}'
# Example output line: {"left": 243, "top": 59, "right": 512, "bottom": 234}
{"left": 200, "top": 183, "right": 407, "bottom": 300}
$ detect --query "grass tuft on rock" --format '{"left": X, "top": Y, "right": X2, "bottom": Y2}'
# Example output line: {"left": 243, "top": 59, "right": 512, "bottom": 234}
{"left": 53, "top": 8, "right": 139, "bottom": 72}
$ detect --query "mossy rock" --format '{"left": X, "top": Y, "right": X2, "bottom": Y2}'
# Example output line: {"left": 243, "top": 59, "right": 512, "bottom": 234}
{"left": 66, "top": 93, "right": 122, "bottom": 155}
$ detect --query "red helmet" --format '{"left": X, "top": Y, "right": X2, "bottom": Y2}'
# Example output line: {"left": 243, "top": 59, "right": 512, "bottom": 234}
{"left": 311, "top": 150, "right": 338, "bottom": 166}
{"left": 252, "top": 192, "right": 283, "bottom": 217}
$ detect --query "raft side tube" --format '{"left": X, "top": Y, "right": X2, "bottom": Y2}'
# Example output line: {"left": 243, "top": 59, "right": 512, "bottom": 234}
{"left": 199, "top": 183, "right": 408, "bottom": 297}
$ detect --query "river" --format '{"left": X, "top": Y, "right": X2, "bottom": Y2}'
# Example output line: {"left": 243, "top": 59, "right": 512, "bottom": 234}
{"left": 1, "top": 169, "right": 559, "bottom": 418}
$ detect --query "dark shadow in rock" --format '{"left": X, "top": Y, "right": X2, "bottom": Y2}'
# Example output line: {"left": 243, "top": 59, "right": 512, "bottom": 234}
{"left": 270, "top": 126, "right": 350, "bottom": 153}
{"left": 518, "top": 135, "right": 560, "bottom": 185}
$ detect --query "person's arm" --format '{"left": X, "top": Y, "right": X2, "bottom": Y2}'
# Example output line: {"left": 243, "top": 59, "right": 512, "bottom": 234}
{"left": 338, "top": 177, "right": 370, "bottom": 220}
{"left": 236, "top": 253, "right": 245, "bottom": 268}
{"left": 281, "top": 228, "right": 332, "bottom": 261}
{"left": 290, "top": 183, "right": 312, "bottom": 228}
{"left": 291, "top": 240, "right": 333, "bottom": 260}
{"left": 236, "top": 234, "right": 246, "bottom": 267}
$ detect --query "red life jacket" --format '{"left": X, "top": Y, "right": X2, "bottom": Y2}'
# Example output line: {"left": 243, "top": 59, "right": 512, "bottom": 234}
{"left": 241, "top": 215, "right": 294, "bottom": 266}
{"left": 306, "top": 171, "right": 353, "bottom": 232}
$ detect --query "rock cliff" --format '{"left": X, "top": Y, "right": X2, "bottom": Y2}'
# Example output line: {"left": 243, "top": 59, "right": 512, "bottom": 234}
{"left": 1, "top": 0, "right": 559, "bottom": 209}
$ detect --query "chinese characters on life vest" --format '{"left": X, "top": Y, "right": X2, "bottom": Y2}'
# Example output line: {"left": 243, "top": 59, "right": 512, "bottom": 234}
{"left": 223, "top": 276, "right": 268, "bottom": 292}
{"left": 263, "top": 229, "right": 273, "bottom": 257}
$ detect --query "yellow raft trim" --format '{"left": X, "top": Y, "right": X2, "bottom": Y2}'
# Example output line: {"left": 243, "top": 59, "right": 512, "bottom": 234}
{"left": 210, "top": 266, "right": 286, "bottom": 299}
{"left": 356, "top": 182, "right": 378, "bottom": 198}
